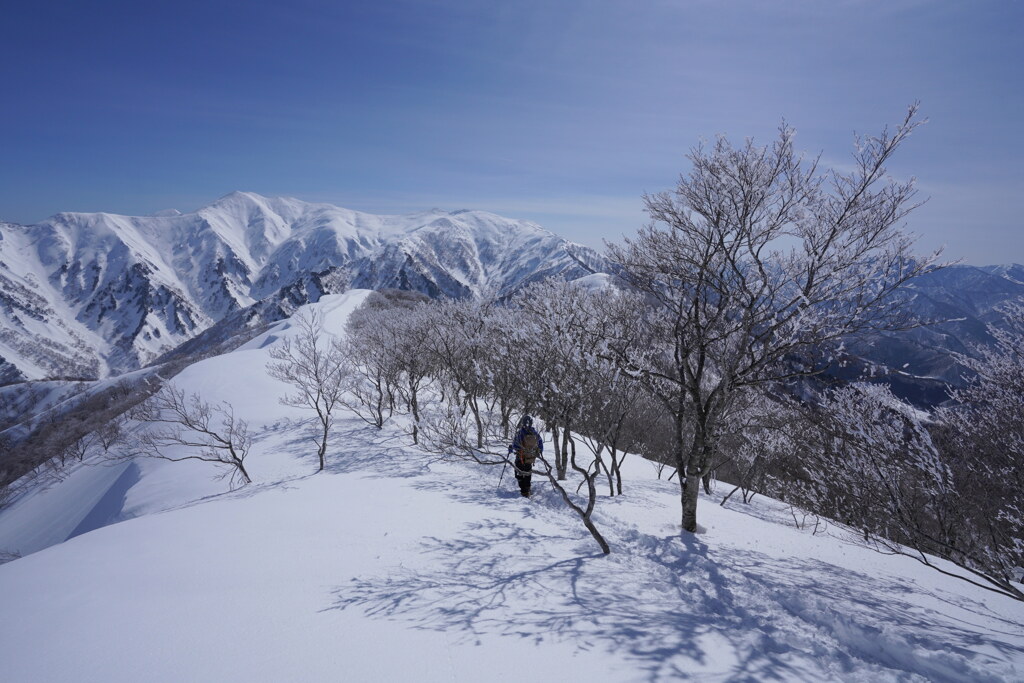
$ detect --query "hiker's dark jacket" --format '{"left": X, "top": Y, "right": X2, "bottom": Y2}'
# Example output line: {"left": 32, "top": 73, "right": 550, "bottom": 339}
{"left": 510, "top": 426, "right": 543, "bottom": 497}
{"left": 511, "top": 427, "right": 543, "bottom": 461}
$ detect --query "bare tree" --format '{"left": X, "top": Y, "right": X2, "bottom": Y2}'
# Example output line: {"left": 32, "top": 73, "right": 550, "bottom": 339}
{"left": 130, "top": 385, "right": 252, "bottom": 487}
{"left": 388, "top": 306, "right": 437, "bottom": 444}
{"left": 62, "top": 411, "right": 129, "bottom": 464}
{"left": 267, "top": 310, "right": 349, "bottom": 472}
{"left": 514, "top": 279, "right": 609, "bottom": 480}
{"left": 606, "top": 105, "right": 942, "bottom": 532}
{"left": 339, "top": 303, "right": 403, "bottom": 429}
{"left": 338, "top": 334, "right": 398, "bottom": 429}
{"left": 932, "top": 303, "right": 1024, "bottom": 600}
{"left": 576, "top": 358, "right": 650, "bottom": 496}
{"left": 809, "top": 381, "right": 1023, "bottom": 602}
{"left": 713, "top": 390, "right": 805, "bottom": 507}
{"left": 342, "top": 294, "right": 441, "bottom": 443}
{"left": 421, "top": 296, "right": 498, "bottom": 449}
{"left": 474, "top": 305, "right": 528, "bottom": 441}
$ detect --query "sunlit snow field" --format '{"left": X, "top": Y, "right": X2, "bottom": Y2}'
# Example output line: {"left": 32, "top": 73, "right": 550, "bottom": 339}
{"left": 1, "top": 291, "right": 1022, "bottom": 682}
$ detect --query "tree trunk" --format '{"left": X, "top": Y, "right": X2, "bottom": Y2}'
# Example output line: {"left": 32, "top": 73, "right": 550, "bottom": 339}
{"left": 542, "top": 452, "right": 611, "bottom": 555}
{"left": 679, "top": 412, "right": 716, "bottom": 531}
{"left": 409, "top": 380, "right": 420, "bottom": 445}
{"left": 594, "top": 444, "right": 615, "bottom": 496}
{"left": 499, "top": 399, "right": 511, "bottom": 440}
{"left": 469, "top": 397, "right": 484, "bottom": 449}
{"left": 558, "top": 427, "right": 571, "bottom": 481}
{"left": 373, "top": 379, "right": 384, "bottom": 428}
{"left": 682, "top": 470, "right": 700, "bottom": 532}
{"left": 582, "top": 515, "right": 610, "bottom": 554}
{"left": 235, "top": 460, "right": 252, "bottom": 484}
{"left": 318, "top": 418, "right": 329, "bottom": 471}
{"left": 551, "top": 423, "right": 562, "bottom": 478}
{"left": 673, "top": 408, "right": 694, "bottom": 530}
{"left": 612, "top": 449, "right": 624, "bottom": 496}
{"left": 721, "top": 485, "right": 741, "bottom": 507}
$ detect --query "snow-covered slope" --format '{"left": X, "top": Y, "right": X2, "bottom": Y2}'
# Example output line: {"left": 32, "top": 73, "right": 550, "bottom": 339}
{"left": 0, "top": 291, "right": 1021, "bottom": 682}
{"left": 0, "top": 194, "right": 604, "bottom": 380}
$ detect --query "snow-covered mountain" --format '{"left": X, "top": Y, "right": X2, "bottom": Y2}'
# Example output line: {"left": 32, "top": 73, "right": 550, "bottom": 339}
{"left": 0, "top": 193, "right": 604, "bottom": 381}
{"left": 842, "top": 263, "right": 1024, "bottom": 405}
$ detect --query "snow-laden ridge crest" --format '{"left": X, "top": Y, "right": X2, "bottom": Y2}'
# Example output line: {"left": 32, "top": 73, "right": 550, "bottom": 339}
{"left": 0, "top": 194, "right": 605, "bottom": 380}
{"left": 1, "top": 290, "right": 1021, "bottom": 682}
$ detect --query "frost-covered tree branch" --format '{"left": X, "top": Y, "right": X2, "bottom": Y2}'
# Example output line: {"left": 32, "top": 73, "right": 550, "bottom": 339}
{"left": 811, "top": 382, "right": 1022, "bottom": 602}
{"left": 267, "top": 310, "right": 349, "bottom": 472}
{"left": 605, "top": 104, "right": 943, "bottom": 532}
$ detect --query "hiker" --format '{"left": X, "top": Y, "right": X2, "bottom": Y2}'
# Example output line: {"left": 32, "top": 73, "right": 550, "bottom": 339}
{"left": 509, "top": 415, "right": 543, "bottom": 497}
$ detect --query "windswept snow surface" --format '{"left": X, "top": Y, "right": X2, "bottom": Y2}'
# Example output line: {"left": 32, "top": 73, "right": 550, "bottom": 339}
{"left": 1, "top": 291, "right": 1022, "bottom": 682}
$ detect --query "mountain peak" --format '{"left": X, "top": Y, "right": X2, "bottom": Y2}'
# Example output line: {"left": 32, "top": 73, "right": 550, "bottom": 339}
{"left": 0, "top": 198, "right": 607, "bottom": 380}
{"left": 218, "top": 190, "right": 263, "bottom": 201}
{"left": 982, "top": 263, "right": 1024, "bottom": 286}
{"left": 206, "top": 190, "right": 272, "bottom": 211}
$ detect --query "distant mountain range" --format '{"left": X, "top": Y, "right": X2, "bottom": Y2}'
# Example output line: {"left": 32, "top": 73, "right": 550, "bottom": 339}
{"left": 1, "top": 193, "right": 1021, "bottom": 404}
{"left": 842, "top": 263, "right": 1024, "bottom": 404}
{"left": 0, "top": 192, "right": 604, "bottom": 381}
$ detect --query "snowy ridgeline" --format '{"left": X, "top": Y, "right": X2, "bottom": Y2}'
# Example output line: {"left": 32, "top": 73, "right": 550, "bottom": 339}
{"left": 0, "top": 291, "right": 1022, "bottom": 682}
{"left": 2, "top": 190, "right": 1023, "bottom": 395}
{"left": 0, "top": 192, "right": 603, "bottom": 382}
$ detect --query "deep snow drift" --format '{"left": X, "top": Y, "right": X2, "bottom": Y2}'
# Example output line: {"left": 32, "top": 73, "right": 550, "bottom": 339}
{"left": 0, "top": 291, "right": 1022, "bottom": 682}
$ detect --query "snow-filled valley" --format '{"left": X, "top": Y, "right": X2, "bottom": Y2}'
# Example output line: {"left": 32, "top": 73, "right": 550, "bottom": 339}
{"left": 1, "top": 290, "right": 1022, "bottom": 682}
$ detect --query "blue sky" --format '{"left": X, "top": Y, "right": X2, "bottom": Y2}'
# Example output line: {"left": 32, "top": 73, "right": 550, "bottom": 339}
{"left": 2, "top": 0, "right": 1021, "bottom": 263}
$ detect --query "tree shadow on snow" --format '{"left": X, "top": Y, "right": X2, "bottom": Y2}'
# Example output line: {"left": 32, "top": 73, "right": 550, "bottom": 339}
{"left": 714, "top": 545, "right": 1023, "bottom": 682}
{"left": 323, "top": 520, "right": 795, "bottom": 680}
{"left": 323, "top": 520, "right": 802, "bottom": 679}
{"left": 259, "top": 419, "right": 1022, "bottom": 681}
{"left": 323, "top": 518, "right": 1023, "bottom": 682}
{"left": 262, "top": 419, "right": 426, "bottom": 480}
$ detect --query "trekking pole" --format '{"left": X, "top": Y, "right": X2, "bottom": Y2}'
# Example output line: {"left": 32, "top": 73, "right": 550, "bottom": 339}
{"left": 497, "top": 447, "right": 514, "bottom": 493}
{"left": 497, "top": 458, "right": 509, "bottom": 493}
